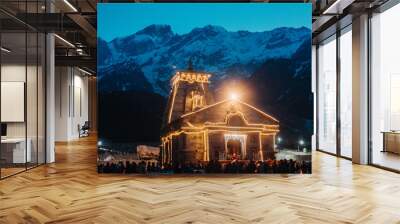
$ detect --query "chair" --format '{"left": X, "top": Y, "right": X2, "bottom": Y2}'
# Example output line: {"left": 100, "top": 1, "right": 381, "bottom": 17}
{"left": 78, "top": 121, "right": 90, "bottom": 138}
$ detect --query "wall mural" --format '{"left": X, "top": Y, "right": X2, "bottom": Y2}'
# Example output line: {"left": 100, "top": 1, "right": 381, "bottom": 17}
{"left": 97, "top": 3, "right": 312, "bottom": 174}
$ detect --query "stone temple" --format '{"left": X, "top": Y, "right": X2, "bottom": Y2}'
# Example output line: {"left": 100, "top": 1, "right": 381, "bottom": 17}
{"left": 161, "top": 67, "right": 279, "bottom": 166}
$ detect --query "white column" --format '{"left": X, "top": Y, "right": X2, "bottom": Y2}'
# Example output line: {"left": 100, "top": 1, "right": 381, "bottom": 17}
{"left": 312, "top": 45, "right": 317, "bottom": 151}
{"left": 46, "top": 32, "right": 55, "bottom": 163}
{"left": 352, "top": 14, "right": 369, "bottom": 164}
{"left": 55, "top": 67, "right": 73, "bottom": 141}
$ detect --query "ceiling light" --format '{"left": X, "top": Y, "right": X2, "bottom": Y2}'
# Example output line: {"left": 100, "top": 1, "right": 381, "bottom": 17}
{"left": 323, "top": 0, "right": 341, "bottom": 14}
{"left": 63, "top": 0, "right": 78, "bottom": 12}
{"left": 78, "top": 67, "right": 93, "bottom": 76}
{"left": 1, "top": 47, "right": 11, "bottom": 53}
{"left": 54, "top": 34, "right": 75, "bottom": 48}
{"left": 322, "top": 0, "right": 354, "bottom": 15}
{"left": 76, "top": 48, "right": 86, "bottom": 56}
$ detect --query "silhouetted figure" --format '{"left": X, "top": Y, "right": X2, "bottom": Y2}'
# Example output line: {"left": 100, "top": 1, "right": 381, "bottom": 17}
{"left": 247, "top": 160, "right": 256, "bottom": 173}
{"left": 139, "top": 161, "right": 146, "bottom": 173}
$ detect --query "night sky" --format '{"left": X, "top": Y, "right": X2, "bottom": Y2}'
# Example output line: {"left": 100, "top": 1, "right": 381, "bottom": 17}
{"left": 98, "top": 3, "right": 311, "bottom": 41}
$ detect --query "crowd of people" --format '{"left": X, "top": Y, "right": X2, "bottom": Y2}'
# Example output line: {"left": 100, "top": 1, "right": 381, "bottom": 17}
{"left": 98, "top": 159, "right": 311, "bottom": 174}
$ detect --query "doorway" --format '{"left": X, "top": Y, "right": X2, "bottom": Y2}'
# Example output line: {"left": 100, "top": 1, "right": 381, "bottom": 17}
{"left": 224, "top": 134, "right": 246, "bottom": 160}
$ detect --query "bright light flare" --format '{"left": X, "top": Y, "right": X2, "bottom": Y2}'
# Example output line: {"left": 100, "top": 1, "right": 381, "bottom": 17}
{"left": 230, "top": 92, "right": 239, "bottom": 101}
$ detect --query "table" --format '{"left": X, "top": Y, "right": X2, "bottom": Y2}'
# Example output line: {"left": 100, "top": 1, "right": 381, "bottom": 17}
{"left": 1, "top": 138, "right": 31, "bottom": 164}
{"left": 382, "top": 131, "right": 400, "bottom": 154}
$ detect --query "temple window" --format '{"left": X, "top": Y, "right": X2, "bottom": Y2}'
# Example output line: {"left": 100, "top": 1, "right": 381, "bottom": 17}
{"left": 191, "top": 91, "right": 204, "bottom": 110}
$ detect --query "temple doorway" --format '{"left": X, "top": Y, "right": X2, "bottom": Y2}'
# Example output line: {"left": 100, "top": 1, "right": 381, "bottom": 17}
{"left": 224, "top": 134, "right": 246, "bottom": 160}
{"left": 227, "top": 139, "right": 241, "bottom": 159}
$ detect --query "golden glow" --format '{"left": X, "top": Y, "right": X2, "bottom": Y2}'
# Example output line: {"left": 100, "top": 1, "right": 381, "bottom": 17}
{"left": 181, "top": 125, "right": 278, "bottom": 132}
{"left": 224, "top": 111, "right": 251, "bottom": 126}
{"left": 185, "top": 121, "right": 195, "bottom": 127}
{"left": 163, "top": 71, "right": 280, "bottom": 163}
{"left": 162, "top": 130, "right": 184, "bottom": 141}
{"left": 182, "top": 110, "right": 279, "bottom": 131}
{"left": 168, "top": 81, "right": 180, "bottom": 123}
{"left": 260, "top": 133, "right": 275, "bottom": 136}
{"left": 224, "top": 134, "right": 247, "bottom": 159}
{"left": 203, "top": 131, "right": 208, "bottom": 161}
{"left": 191, "top": 91, "right": 204, "bottom": 110}
{"left": 162, "top": 141, "right": 166, "bottom": 164}
{"left": 237, "top": 100, "right": 279, "bottom": 123}
{"left": 162, "top": 130, "right": 208, "bottom": 164}
{"left": 169, "top": 140, "right": 172, "bottom": 163}
{"left": 205, "top": 130, "right": 210, "bottom": 161}
{"left": 181, "top": 99, "right": 279, "bottom": 124}
{"left": 171, "top": 71, "right": 211, "bottom": 85}
{"left": 162, "top": 128, "right": 277, "bottom": 163}
{"left": 163, "top": 130, "right": 276, "bottom": 143}
{"left": 259, "top": 133, "right": 264, "bottom": 160}
{"left": 230, "top": 92, "right": 239, "bottom": 101}
{"left": 181, "top": 100, "right": 228, "bottom": 118}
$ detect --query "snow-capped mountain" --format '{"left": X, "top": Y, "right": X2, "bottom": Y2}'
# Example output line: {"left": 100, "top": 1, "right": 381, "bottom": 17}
{"left": 98, "top": 24, "right": 311, "bottom": 96}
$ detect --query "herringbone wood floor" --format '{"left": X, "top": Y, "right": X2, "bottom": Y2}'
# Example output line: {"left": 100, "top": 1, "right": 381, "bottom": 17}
{"left": 1, "top": 135, "right": 400, "bottom": 224}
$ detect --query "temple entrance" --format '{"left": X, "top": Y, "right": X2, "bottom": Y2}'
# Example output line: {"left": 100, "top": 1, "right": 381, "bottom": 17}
{"left": 224, "top": 134, "right": 246, "bottom": 160}
{"left": 227, "top": 139, "right": 241, "bottom": 159}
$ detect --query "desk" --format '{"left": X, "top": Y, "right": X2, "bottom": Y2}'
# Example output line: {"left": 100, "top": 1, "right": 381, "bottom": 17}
{"left": 382, "top": 131, "right": 400, "bottom": 154}
{"left": 1, "top": 138, "right": 31, "bottom": 164}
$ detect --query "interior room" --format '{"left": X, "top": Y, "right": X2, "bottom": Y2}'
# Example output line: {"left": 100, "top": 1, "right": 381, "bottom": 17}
{"left": 370, "top": 2, "right": 400, "bottom": 171}
{"left": 0, "top": 0, "right": 96, "bottom": 178}
{"left": 0, "top": 0, "right": 400, "bottom": 223}
{"left": 54, "top": 66, "right": 91, "bottom": 142}
{"left": 0, "top": 9, "right": 46, "bottom": 178}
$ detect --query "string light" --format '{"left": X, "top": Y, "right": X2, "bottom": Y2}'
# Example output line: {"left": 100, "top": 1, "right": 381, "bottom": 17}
{"left": 181, "top": 99, "right": 279, "bottom": 124}
{"left": 167, "top": 81, "right": 179, "bottom": 123}
{"left": 162, "top": 126, "right": 279, "bottom": 163}
{"left": 163, "top": 70, "right": 280, "bottom": 163}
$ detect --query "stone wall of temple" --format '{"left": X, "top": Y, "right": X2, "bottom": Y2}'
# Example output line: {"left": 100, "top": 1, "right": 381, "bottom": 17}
{"left": 173, "top": 133, "right": 205, "bottom": 164}
{"left": 167, "top": 77, "right": 213, "bottom": 124}
{"left": 246, "top": 133, "right": 261, "bottom": 160}
{"left": 261, "top": 134, "right": 275, "bottom": 160}
{"left": 208, "top": 132, "right": 225, "bottom": 160}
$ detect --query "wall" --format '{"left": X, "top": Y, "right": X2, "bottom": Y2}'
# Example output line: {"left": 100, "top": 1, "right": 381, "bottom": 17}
{"left": 312, "top": 45, "right": 316, "bottom": 151}
{"left": 55, "top": 66, "right": 89, "bottom": 141}
{"left": 1, "top": 65, "right": 26, "bottom": 138}
{"left": 88, "top": 77, "right": 97, "bottom": 132}
{"left": 1, "top": 64, "right": 44, "bottom": 145}
{"left": 1, "top": 61, "right": 46, "bottom": 168}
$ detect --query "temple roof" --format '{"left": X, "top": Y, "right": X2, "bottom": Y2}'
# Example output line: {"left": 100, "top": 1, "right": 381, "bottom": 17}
{"left": 170, "top": 70, "right": 212, "bottom": 85}
{"left": 180, "top": 99, "right": 279, "bottom": 126}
